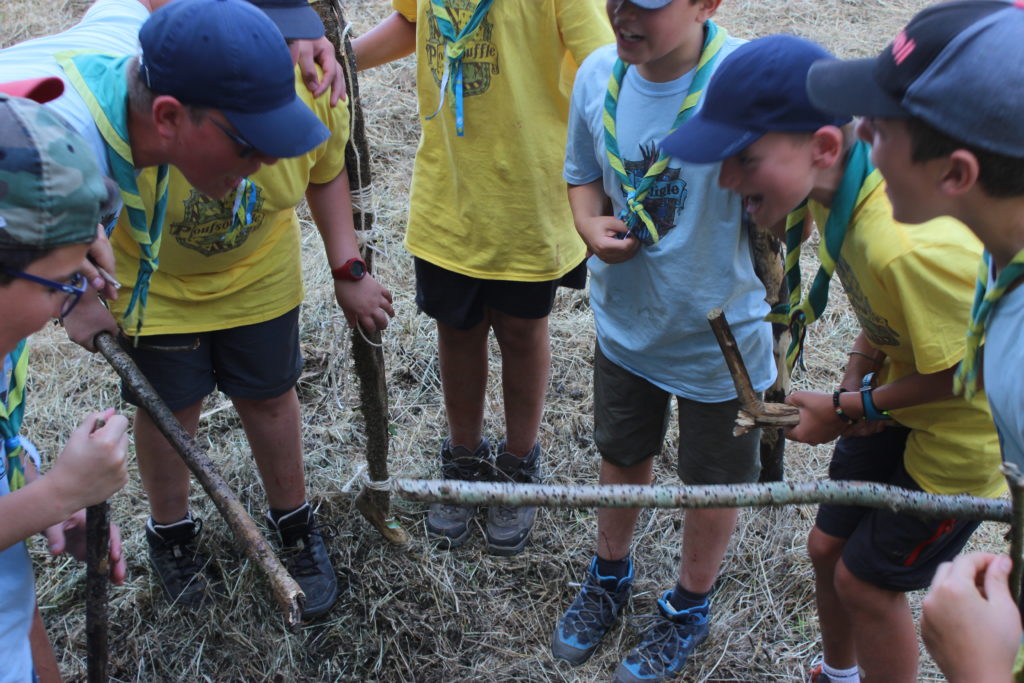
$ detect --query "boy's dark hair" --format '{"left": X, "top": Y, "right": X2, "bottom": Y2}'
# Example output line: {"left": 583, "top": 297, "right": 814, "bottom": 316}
{"left": 906, "top": 116, "right": 1024, "bottom": 199}
{"left": 0, "top": 249, "right": 47, "bottom": 286}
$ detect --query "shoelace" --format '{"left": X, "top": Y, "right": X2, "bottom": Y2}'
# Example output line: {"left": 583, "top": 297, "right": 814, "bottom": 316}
{"left": 564, "top": 580, "right": 623, "bottom": 639}
{"left": 628, "top": 611, "right": 703, "bottom": 674}
{"left": 282, "top": 522, "right": 337, "bottom": 577}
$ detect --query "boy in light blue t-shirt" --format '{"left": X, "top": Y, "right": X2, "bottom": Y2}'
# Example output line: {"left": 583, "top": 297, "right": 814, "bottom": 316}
{"left": 550, "top": 1, "right": 775, "bottom": 681}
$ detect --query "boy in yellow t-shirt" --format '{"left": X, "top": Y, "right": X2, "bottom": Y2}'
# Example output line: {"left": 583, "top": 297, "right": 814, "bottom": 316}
{"left": 665, "top": 34, "right": 1002, "bottom": 683}
{"left": 352, "top": 1, "right": 611, "bottom": 555}
{"left": 106, "top": 2, "right": 394, "bottom": 620}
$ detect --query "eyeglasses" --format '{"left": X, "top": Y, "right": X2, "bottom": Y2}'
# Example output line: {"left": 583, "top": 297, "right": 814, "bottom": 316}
{"left": 209, "top": 118, "right": 258, "bottom": 159}
{"left": 2, "top": 269, "right": 87, "bottom": 319}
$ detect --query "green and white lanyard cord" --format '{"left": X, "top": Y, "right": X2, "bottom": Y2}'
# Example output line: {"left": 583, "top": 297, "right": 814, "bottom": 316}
{"left": 954, "top": 248, "right": 1024, "bottom": 399}
{"left": 426, "top": 0, "right": 495, "bottom": 137}
{"left": 764, "top": 140, "right": 882, "bottom": 371}
{"left": 2, "top": 342, "right": 40, "bottom": 492}
{"left": 603, "top": 20, "right": 726, "bottom": 245}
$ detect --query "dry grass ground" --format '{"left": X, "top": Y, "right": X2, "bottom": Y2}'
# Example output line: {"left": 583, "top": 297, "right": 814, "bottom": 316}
{"left": 1, "top": 0, "right": 1008, "bottom": 680}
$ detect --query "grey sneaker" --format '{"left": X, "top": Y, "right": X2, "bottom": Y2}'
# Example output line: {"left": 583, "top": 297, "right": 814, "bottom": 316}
{"left": 614, "top": 592, "right": 710, "bottom": 683}
{"left": 267, "top": 503, "right": 338, "bottom": 620}
{"left": 485, "top": 441, "right": 541, "bottom": 556}
{"left": 426, "top": 438, "right": 492, "bottom": 547}
{"left": 551, "top": 557, "right": 633, "bottom": 665}
{"left": 146, "top": 515, "right": 215, "bottom": 608}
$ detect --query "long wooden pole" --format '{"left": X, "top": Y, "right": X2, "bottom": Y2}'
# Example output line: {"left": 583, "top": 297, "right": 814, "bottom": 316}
{"left": 84, "top": 492, "right": 108, "bottom": 682}
{"left": 94, "top": 332, "right": 304, "bottom": 628}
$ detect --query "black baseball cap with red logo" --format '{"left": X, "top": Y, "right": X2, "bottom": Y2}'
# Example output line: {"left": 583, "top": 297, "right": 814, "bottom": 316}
{"left": 806, "top": 0, "right": 1024, "bottom": 156}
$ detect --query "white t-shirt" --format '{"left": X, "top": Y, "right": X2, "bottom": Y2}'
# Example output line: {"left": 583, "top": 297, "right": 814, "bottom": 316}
{"left": 984, "top": 279, "right": 1024, "bottom": 470}
{"left": 564, "top": 42, "right": 775, "bottom": 401}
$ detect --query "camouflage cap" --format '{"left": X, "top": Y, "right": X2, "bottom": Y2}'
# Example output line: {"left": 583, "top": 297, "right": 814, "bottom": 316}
{"left": 0, "top": 93, "right": 108, "bottom": 250}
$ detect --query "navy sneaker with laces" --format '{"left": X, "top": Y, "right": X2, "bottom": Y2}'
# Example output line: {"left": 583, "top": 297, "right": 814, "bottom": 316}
{"left": 551, "top": 556, "right": 633, "bottom": 665}
{"left": 614, "top": 592, "right": 710, "bottom": 683}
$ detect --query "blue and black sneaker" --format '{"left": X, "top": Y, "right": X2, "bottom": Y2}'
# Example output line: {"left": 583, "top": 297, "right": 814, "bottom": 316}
{"left": 614, "top": 592, "right": 710, "bottom": 683}
{"left": 551, "top": 556, "right": 633, "bottom": 665}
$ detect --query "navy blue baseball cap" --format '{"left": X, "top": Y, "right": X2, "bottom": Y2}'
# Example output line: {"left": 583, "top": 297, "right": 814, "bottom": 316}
{"left": 247, "top": 0, "right": 325, "bottom": 40}
{"left": 138, "top": 0, "right": 329, "bottom": 159}
{"left": 807, "top": 0, "right": 1024, "bottom": 157}
{"left": 662, "top": 35, "right": 851, "bottom": 163}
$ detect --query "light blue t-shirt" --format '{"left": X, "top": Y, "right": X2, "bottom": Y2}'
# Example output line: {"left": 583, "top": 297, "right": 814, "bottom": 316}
{"left": 0, "top": 0, "right": 147, "bottom": 185}
{"left": 564, "top": 42, "right": 775, "bottom": 401}
{"left": 0, "top": 356, "right": 36, "bottom": 683}
{"left": 984, "top": 279, "right": 1024, "bottom": 470}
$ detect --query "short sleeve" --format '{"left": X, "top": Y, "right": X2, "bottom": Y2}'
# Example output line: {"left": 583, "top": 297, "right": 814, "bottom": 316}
{"left": 392, "top": 0, "right": 417, "bottom": 23}
{"left": 308, "top": 74, "right": 350, "bottom": 184}
{"left": 555, "top": 0, "right": 613, "bottom": 69}
{"left": 563, "top": 53, "right": 605, "bottom": 186}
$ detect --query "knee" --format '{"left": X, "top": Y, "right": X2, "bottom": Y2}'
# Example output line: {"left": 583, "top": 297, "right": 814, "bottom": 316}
{"left": 833, "top": 560, "right": 899, "bottom": 614}
{"left": 807, "top": 526, "right": 843, "bottom": 571}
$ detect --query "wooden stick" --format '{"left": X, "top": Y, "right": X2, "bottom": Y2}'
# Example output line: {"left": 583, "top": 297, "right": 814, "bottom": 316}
{"left": 1003, "top": 462, "right": 1024, "bottom": 605}
{"left": 93, "top": 332, "right": 304, "bottom": 629}
{"left": 393, "top": 478, "right": 1010, "bottom": 522}
{"left": 707, "top": 308, "right": 800, "bottom": 436}
{"left": 85, "top": 416, "right": 109, "bottom": 683}
{"left": 319, "top": 0, "right": 408, "bottom": 545}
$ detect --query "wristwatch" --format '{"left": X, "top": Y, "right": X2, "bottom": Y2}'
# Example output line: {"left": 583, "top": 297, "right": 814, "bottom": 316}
{"left": 331, "top": 257, "right": 367, "bottom": 282}
{"left": 860, "top": 372, "right": 890, "bottom": 421}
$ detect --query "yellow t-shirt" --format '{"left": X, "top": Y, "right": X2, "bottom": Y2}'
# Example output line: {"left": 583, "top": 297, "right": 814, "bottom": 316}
{"left": 393, "top": 0, "right": 611, "bottom": 281}
{"left": 809, "top": 182, "right": 1003, "bottom": 498}
{"left": 109, "top": 67, "right": 349, "bottom": 334}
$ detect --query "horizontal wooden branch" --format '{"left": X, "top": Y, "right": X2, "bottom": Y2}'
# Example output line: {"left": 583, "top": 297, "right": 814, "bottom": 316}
{"left": 393, "top": 478, "right": 1010, "bottom": 523}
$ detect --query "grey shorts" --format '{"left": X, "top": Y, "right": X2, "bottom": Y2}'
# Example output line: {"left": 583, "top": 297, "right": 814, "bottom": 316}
{"left": 119, "top": 307, "right": 303, "bottom": 411}
{"left": 593, "top": 343, "right": 761, "bottom": 485}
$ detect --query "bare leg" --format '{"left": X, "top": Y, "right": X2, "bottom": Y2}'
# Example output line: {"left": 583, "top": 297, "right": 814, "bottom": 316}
{"left": 596, "top": 458, "right": 655, "bottom": 561}
{"left": 836, "top": 559, "right": 918, "bottom": 682}
{"left": 232, "top": 389, "right": 305, "bottom": 511}
{"left": 490, "top": 310, "right": 550, "bottom": 457}
{"left": 807, "top": 525, "right": 857, "bottom": 669}
{"left": 437, "top": 319, "right": 490, "bottom": 449}
{"left": 29, "top": 604, "right": 60, "bottom": 683}
{"left": 135, "top": 402, "right": 203, "bottom": 524}
{"left": 677, "top": 507, "right": 739, "bottom": 593}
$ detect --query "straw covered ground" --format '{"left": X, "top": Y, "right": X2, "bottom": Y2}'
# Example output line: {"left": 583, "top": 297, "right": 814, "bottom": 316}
{"left": 2, "top": 0, "right": 1007, "bottom": 680}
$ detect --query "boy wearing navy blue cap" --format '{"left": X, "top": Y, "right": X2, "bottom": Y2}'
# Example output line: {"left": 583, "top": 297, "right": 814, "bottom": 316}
{"left": 801, "top": 2, "right": 1024, "bottom": 680}
{"left": 665, "top": 32, "right": 1004, "bottom": 683}
{"left": 551, "top": 1, "right": 776, "bottom": 681}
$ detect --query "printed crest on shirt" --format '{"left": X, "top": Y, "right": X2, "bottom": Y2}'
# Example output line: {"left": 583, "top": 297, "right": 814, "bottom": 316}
{"left": 171, "top": 188, "right": 266, "bottom": 256}
{"left": 425, "top": 0, "right": 500, "bottom": 98}
{"left": 623, "top": 142, "right": 688, "bottom": 245}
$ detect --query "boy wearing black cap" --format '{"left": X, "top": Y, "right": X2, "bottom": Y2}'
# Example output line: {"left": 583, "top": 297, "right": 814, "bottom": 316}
{"left": 802, "top": 1, "right": 1024, "bottom": 680}
{"left": 664, "top": 31, "right": 1004, "bottom": 683}
{"left": 551, "top": 2, "right": 776, "bottom": 681}
{"left": 0, "top": 91, "right": 131, "bottom": 683}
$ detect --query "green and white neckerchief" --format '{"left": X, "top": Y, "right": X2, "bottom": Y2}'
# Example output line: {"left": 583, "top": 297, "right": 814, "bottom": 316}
{"left": 57, "top": 52, "right": 169, "bottom": 336}
{"left": 764, "top": 140, "right": 882, "bottom": 371}
{"left": 1, "top": 342, "right": 38, "bottom": 492}
{"left": 604, "top": 20, "right": 726, "bottom": 246}
{"left": 426, "top": 0, "right": 495, "bottom": 136}
{"left": 954, "top": 249, "right": 1024, "bottom": 398}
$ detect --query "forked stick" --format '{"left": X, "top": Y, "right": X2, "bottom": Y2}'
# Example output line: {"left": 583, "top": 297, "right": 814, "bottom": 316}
{"left": 707, "top": 308, "right": 800, "bottom": 436}
{"left": 94, "top": 332, "right": 304, "bottom": 628}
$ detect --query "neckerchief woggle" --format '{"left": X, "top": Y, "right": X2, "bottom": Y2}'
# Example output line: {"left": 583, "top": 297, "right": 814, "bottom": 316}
{"left": 764, "top": 140, "right": 882, "bottom": 371}
{"left": 58, "top": 52, "right": 169, "bottom": 336}
{"left": 1, "top": 343, "right": 40, "bottom": 492}
{"left": 954, "top": 248, "right": 1024, "bottom": 399}
{"left": 604, "top": 20, "right": 726, "bottom": 246}
{"left": 426, "top": 0, "right": 495, "bottom": 136}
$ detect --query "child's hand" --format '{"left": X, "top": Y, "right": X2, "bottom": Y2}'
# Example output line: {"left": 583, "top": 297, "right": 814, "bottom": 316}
{"left": 44, "top": 511, "right": 127, "bottom": 585}
{"left": 293, "top": 36, "right": 347, "bottom": 106}
{"left": 48, "top": 409, "right": 129, "bottom": 511}
{"left": 922, "top": 553, "right": 1021, "bottom": 683}
{"left": 577, "top": 216, "right": 641, "bottom": 264}
{"left": 334, "top": 275, "right": 395, "bottom": 332}
{"left": 78, "top": 224, "right": 119, "bottom": 300}
{"left": 783, "top": 390, "right": 844, "bottom": 445}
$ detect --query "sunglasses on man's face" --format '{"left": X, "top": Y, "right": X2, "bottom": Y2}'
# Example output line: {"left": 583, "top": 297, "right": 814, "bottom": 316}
{"left": 2, "top": 268, "right": 87, "bottom": 319}
{"left": 209, "top": 117, "right": 258, "bottom": 159}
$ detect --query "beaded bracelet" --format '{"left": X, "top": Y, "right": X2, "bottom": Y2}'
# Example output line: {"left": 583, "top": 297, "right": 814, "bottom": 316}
{"left": 833, "top": 388, "right": 853, "bottom": 423}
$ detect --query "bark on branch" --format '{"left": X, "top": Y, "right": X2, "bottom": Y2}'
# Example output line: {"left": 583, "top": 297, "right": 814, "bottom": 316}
{"left": 94, "top": 332, "right": 304, "bottom": 629}
{"left": 85, "top": 500, "right": 108, "bottom": 682}
{"left": 1004, "top": 462, "right": 1024, "bottom": 605}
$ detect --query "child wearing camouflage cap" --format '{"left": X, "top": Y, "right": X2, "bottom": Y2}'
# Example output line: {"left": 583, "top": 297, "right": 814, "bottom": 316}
{"left": 0, "top": 91, "right": 131, "bottom": 682}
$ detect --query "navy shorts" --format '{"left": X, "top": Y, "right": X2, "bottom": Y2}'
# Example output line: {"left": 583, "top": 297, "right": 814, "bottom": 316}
{"left": 816, "top": 427, "right": 980, "bottom": 592}
{"left": 119, "top": 307, "right": 303, "bottom": 411}
{"left": 414, "top": 257, "right": 586, "bottom": 330}
{"left": 592, "top": 344, "right": 761, "bottom": 485}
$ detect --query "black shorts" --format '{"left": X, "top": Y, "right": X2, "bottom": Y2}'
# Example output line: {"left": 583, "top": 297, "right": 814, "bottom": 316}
{"left": 414, "top": 257, "right": 586, "bottom": 330}
{"left": 119, "top": 307, "right": 303, "bottom": 411}
{"left": 816, "top": 427, "right": 980, "bottom": 592}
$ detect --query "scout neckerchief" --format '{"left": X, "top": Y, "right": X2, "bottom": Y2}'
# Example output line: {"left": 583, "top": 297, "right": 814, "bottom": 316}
{"left": 764, "top": 140, "right": 882, "bottom": 371}
{"left": 427, "top": 0, "right": 495, "bottom": 136}
{"left": 57, "top": 52, "right": 169, "bottom": 336}
{"left": 954, "top": 249, "right": 1024, "bottom": 399}
{"left": 604, "top": 21, "right": 727, "bottom": 246}
{"left": 2, "top": 343, "right": 29, "bottom": 491}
